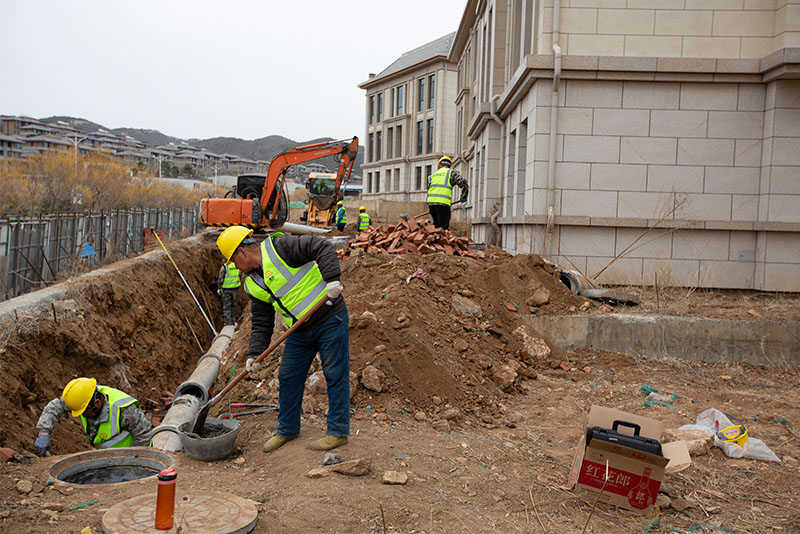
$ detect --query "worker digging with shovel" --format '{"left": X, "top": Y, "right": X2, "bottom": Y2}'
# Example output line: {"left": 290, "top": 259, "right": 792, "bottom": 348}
{"left": 216, "top": 226, "right": 350, "bottom": 453}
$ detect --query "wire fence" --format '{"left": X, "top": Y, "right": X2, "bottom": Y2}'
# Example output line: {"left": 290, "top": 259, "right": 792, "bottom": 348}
{"left": 0, "top": 207, "right": 198, "bottom": 301}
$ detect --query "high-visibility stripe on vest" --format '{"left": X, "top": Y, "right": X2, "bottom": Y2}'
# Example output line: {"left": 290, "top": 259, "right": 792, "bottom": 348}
{"left": 221, "top": 263, "right": 241, "bottom": 289}
{"left": 335, "top": 207, "right": 346, "bottom": 224}
{"left": 426, "top": 167, "right": 453, "bottom": 206}
{"left": 358, "top": 212, "right": 370, "bottom": 231}
{"left": 80, "top": 386, "right": 138, "bottom": 449}
{"left": 243, "top": 233, "right": 327, "bottom": 327}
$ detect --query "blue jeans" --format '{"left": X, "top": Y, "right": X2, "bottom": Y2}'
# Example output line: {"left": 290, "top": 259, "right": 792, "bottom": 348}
{"left": 276, "top": 308, "right": 350, "bottom": 438}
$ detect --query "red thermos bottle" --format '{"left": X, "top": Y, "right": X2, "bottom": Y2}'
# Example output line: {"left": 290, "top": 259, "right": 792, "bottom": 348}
{"left": 155, "top": 468, "right": 177, "bottom": 530}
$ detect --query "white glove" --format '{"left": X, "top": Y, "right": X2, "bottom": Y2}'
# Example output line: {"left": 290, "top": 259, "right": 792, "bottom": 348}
{"left": 325, "top": 280, "right": 343, "bottom": 300}
{"left": 246, "top": 358, "right": 262, "bottom": 373}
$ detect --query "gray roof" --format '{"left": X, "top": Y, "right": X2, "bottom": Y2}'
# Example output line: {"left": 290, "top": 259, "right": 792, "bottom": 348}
{"left": 374, "top": 32, "right": 455, "bottom": 80}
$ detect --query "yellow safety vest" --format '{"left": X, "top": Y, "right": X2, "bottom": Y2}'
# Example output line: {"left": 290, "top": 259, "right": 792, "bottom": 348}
{"left": 426, "top": 167, "right": 453, "bottom": 206}
{"left": 335, "top": 207, "right": 346, "bottom": 224}
{"left": 221, "top": 263, "right": 241, "bottom": 289}
{"left": 243, "top": 233, "right": 327, "bottom": 327}
{"left": 358, "top": 212, "right": 370, "bottom": 231}
{"left": 80, "top": 386, "right": 138, "bottom": 449}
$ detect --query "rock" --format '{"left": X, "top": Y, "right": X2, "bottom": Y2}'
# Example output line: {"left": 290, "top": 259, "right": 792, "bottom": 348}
{"left": 452, "top": 295, "right": 482, "bottom": 317}
{"left": 506, "top": 359, "right": 521, "bottom": 372}
{"left": 671, "top": 497, "right": 694, "bottom": 512}
{"left": 645, "top": 392, "right": 673, "bottom": 403}
{"left": 374, "top": 413, "right": 390, "bottom": 422}
{"left": 15, "top": 480, "right": 33, "bottom": 495}
{"left": 382, "top": 470, "right": 408, "bottom": 485}
{"left": 306, "top": 371, "right": 327, "bottom": 395}
{"left": 361, "top": 366, "right": 386, "bottom": 393}
{"left": 656, "top": 494, "right": 672, "bottom": 509}
{"left": 41, "top": 510, "right": 58, "bottom": 522}
{"left": 349, "top": 372, "right": 358, "bottom": 399}
{"left": 579, "top": 301, "right": 591, "bottom": 311}
{"left": 374, "top": 345, "right": 386, "bottom": 353}
{"left": 783, "top": 456, "right": 798, "bottom": 468}
{"left": 512, "top": 326, "right": 551, "bottom": 360}
{"left": 431, "top": 275, "right": 446, "bottom": 287}
{"left": 432, "top": 396, "right": 443, "bottom": 406}
{"left": 330, "top": 458, "right": 371, "bottom": 476}
{"left": 356, "top": 311, "right": 378, "bottom": 329}
{"left": 322, "top": 453, "right": 342, "bottom": 466}
{"left": 442, "top": 408, "right": 461, "bottom": 421}
{"left": 432, "top": 419, "right": 450, "bottom": 432}
{"left": 393, "top": 313, "right": 411, "bottom": 330}
{"left": 664, "top": 429, "right": 713, "bottom": 456}
{"left": 414, "top": 411, "right": 427, "bottom": 422}
{"left": 0, "top": 510, "right": 9, "bottom": 519}
{"left": 720, "top": 375, "right": 732, "bottom": 381}
{"left": 481, "top": 415, "right": 493, "bottom": 424}
{"left": 492, "top": 365, "right": 518, "bottom": 390}
{"left": 41, "top": 503, "right": 64, "bottom": 512}
{"left": 233, "top": 457, "right": 246, "bottom": 465}
{"left": 306, "top": 467, "right": 330, "bottom": 479}
{"left": 453, "top": 339, "right": 469, "bottom": 352}
{"left": 526, "top": 288, "right": 550, "bottom": 307}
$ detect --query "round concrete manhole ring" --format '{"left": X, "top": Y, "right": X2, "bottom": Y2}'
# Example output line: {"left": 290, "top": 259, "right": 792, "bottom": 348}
{"left": 49, "top": 448, "right": 173, "bottom": 486}
{"left": 102, "top": 490, "right": 258, "bottom": 534}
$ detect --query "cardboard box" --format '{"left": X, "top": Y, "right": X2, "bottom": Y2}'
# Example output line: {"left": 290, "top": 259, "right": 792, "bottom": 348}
{"left": 566, "top": 406, "right": 690, "bottom": 513}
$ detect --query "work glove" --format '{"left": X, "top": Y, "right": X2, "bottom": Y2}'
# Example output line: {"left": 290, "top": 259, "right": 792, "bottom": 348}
{"left": 246, "top": 358, "right": 263, "bottom": 373}
{"left": 325, "top": 280, "right": 343, "bottom": 301}
{"left": 216, "top": 288, "right": 221, "bottom": 296}
{"left": 35, "top": 433, "right": 50, "bottom": 455}
{"left": 459, "top": 194, "right": 468, "bottom": 204}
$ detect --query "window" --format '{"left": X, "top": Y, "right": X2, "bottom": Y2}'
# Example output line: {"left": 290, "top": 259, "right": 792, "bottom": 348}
{"left": 367, "top": 172, "right": 373, "bottom": 193}
{"left": 396, "top": 84, "right": 405, "bottom": 115}
{"left": 369, "top": 95, "right": 375, "bottom": 124}
{"left": 415, "top": 166, "right": 422, "bottom": 190}
{"left": 418, "top": 78, "right": 425, "bottom": 111}
{"left": 387, "top": 127, "right": 393, "bottom": 159}
{"left": 393, "top": 168, "right": 400, "bottom": 191}
{"left": 377, "top": 93, "right": 383, "bottom": 122}
{"left": 416, "top": 121, "right": 423, "bottom": 155}
{"left": 516, "top": 120, "right": 528, "bottom": 215}
{"left": 395, "top": 125, "right": 402, "bottom": 156}
{"left": 376, "top": 131, "right": 382, "bottom": 161}
{"left": 375, "top": 171, "right": 380, "bottom": 193}
{"left": 368, "top": 133, "right": 374, "bottom": 163}
{"left": 425, "top": 165, "right": 432, "bottom": 188}
{"left": 426, "top": 119, "right": 433, "bottom": 153}
{"left": 507, "top": 130, "right": 516, "bottom": 214}
{"left": 385, "top": 169, "right": 391, "bottom": 191}
{"left": 428, "top": 74, "right": 435, "bottom": 108}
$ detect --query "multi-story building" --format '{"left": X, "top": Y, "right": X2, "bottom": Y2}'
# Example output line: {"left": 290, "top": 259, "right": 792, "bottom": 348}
{"left": 359, "top": 33, "right": 460, "bottom": 201}
{"left": 448, "top": 0, "right": 800, "bottom": 291}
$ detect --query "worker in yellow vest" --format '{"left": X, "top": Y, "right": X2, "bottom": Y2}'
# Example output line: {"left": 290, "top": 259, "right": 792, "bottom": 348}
{"left": 35, "top": 377, "right": 152, "bottom": 454}
{"left": 426, "top": 155, "right": 469, "bottom": 230}
{"left": 216, "top": 226, "right": 350, "bottom": 453}
{"left": 357, "top": 206, "right": 371, "bottom": 231}
{"left": 334, "top": 200, "right": 346, "bottom": 231}
{"left": 217, "top": 261, "right": 242, "bottom": 326}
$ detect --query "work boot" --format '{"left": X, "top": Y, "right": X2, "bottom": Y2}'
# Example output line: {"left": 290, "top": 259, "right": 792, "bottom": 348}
{"left": 263, "top": 434, "right": 295, "bottom": 453}
{"left": 308, "top": 435, "right": 348, "bottom": 451}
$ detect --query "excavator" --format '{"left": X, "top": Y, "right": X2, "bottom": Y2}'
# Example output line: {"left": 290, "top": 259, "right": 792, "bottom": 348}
{"left": 199, "top": 136, "right": 359, "bottom": 229}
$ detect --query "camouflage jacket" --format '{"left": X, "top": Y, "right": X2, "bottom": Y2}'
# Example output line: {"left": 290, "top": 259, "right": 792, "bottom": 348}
{"left": 37, "top": 394, "right": 152, "bottom": 447}
{"left": 427, "top": 168, "right": 469, "bottom": 199}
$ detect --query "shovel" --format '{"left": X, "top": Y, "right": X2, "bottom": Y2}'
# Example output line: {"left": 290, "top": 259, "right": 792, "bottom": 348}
{"left": 190, "top": 297, "right": 330, "bottom": 434}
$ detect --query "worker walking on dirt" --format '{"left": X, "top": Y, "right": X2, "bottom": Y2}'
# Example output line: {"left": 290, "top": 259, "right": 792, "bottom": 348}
{"left": 357, "top": 206, "right": 371, "bottom": 231}
{"left": 334, "top": 201, "right": 346, "bottom": 231}
{"left": 426, "top": 156, "right": 468, "bottom": 231}
{"left": 34, "top": 377, "right": 152, "bottom": 454}
{"left": 217, "top": 261, "right": 241, "bottom": 326}
{"left": 216, "top": 225, "right": 350, "bottom": 453}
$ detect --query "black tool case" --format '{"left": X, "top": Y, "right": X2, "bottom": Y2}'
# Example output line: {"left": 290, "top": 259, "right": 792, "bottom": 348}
{"left": 586, "top": 420, "right": 663, "bottom": 457}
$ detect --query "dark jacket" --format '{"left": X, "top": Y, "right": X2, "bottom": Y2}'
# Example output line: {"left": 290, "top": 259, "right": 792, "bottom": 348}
{"left": 247, "top": 234, "right": 346, "bottom": 360}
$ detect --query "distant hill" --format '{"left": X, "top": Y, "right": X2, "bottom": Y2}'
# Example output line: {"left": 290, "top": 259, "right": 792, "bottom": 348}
{"left": 39, "top": 116, "right": 364, "bottom": 176}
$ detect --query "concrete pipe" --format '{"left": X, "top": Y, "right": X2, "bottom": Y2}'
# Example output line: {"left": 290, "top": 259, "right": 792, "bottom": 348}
{"left": 152, "top": 325, "right": 235, "bottom": 452}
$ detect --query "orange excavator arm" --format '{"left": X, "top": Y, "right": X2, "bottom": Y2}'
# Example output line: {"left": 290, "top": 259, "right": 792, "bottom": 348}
{"left": 261, "top": 136, "right": 359, "bottom": 221}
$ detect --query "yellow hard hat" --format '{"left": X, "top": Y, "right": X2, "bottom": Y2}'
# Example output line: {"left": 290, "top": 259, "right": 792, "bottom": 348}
{"left": 336, "top": 200, "right": 343, "bottom": 206}
{"left": 217, "top": 226, "right": 254, "bottom": 263}
{"left": 62, "top": 377, "right": 97, "bottom": 417}
{"left": 359, "top": 206, "right": 366, "bottom": 211}
{"left": 437, "top": 156, "right": 452, "bottom": 168}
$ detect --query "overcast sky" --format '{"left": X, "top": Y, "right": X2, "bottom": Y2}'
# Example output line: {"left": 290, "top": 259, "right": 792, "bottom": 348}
{"left": 1, "top": 0, "right": 465, "bottom": 143}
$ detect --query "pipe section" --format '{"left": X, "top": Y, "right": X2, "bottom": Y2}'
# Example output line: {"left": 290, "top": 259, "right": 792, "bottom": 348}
{"left": 545, "top": 0, "right": 562, "bottom": 255}
{"left": 280, "top": 222, "right": 331, "bottom": 235}
{"left": 152, "top": 325, "right": 235, "bottom": 452}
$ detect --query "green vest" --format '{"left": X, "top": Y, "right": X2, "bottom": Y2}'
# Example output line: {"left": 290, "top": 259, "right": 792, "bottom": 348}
{"left": 243, "top": 233, "right": 327, "bottom": 327}
{"left": 358, "top": 212, "right": 370, "bottom": 231}
{"left": 426, "top": 167, "right": 453, "bottom": 206}
{"left": 221, "top": 263, "right": 241, "bottom": 289}
{"left": 335, "top": 206, "right": 346, "bottom": 224}
{"left": 80, "top": 386, "right": 138, "bottom": 449}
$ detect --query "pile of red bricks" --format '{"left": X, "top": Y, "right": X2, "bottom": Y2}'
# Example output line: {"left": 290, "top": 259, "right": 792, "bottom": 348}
{"left": 337, "top": 216, "right": 486, "bottom": 258}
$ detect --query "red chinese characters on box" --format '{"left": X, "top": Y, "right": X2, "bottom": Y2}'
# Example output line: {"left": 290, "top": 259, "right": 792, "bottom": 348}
{"left": 577, "top": 461, "right": 659, "bottom": 510}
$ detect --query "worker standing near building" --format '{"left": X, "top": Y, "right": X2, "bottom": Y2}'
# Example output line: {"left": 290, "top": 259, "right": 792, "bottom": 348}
{"left": 216, "top": 261, "right": 241, "bottom": 326}
{"left": 216, "top": 226, "right": 350, "bottom": 453}
{"left": 334, "top": 201, "right": 346, "bottom": 231}
{"left": 426, "top": 156, "right": 469, "bottom": 230}
{"left": 34, "top": 377, "right": 152, "bottom": 454}
{"left": 357, "top": 206, "right": 371, "bottom": 231}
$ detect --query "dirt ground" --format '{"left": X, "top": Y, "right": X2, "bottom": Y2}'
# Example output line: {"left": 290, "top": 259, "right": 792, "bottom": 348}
{"left": 0, "top": 230, "right": 798, "bottom": 533}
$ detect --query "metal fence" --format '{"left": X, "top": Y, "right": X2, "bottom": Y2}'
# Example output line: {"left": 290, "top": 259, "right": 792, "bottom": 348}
{"left": 0, "top": 208, "right": 198, "bottom": 301}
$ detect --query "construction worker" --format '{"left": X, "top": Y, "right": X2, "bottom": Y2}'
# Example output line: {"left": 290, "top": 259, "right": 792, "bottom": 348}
{"left": 334, "top": 200, "right": 346, "bottom": 231}
{"left": 217, "top": 260, "right": 241, "bottom": 326}
{"left": 35, "top": 377, "right": 152, "bottom": 454}
{"left": 426, "top": 156, "right": 469, "bottom": 230}
{"left": 216, "top": 226, "right": 349, "bottom": 453}
{"left": 357, "top": 206, "right": 371, "bottom": 231}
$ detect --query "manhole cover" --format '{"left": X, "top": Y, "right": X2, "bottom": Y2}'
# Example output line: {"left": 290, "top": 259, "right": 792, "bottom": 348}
{"left": 102, "top": 491, "right": 257, "bottom": 534}
{"left": 50, "top": 448, "right": 172, "bottom": 486}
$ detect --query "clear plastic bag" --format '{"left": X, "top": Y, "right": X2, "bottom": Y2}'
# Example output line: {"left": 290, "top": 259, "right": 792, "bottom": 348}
{"left": 679, "top": 408, "right": 780, "bottom": 462}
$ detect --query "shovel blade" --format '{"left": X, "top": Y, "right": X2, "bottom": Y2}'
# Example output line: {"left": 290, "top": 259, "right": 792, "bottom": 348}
{"left": 191, "top": 402, "right": 211, "bottom": 435}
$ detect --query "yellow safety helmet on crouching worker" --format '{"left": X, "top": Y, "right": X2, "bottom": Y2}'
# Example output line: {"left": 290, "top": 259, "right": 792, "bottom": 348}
{"left": 359, "top": 206, "right": 366, "bottom": 211}
{"left": 217, "top": 226, "right": 254, "bottom": 264}
{"left": 62, "top": 377, "right": 97, "bottom": 417}
{"left": 336, "top": 200, "right": 343, "bottom": 206}
{"left": 437, "top": 156, "right": 452, "bottom": 168}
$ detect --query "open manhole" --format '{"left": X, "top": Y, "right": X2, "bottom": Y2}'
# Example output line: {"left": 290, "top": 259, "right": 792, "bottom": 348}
{"left": 50, "top": 448, "right": 172, "bottom": 485}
